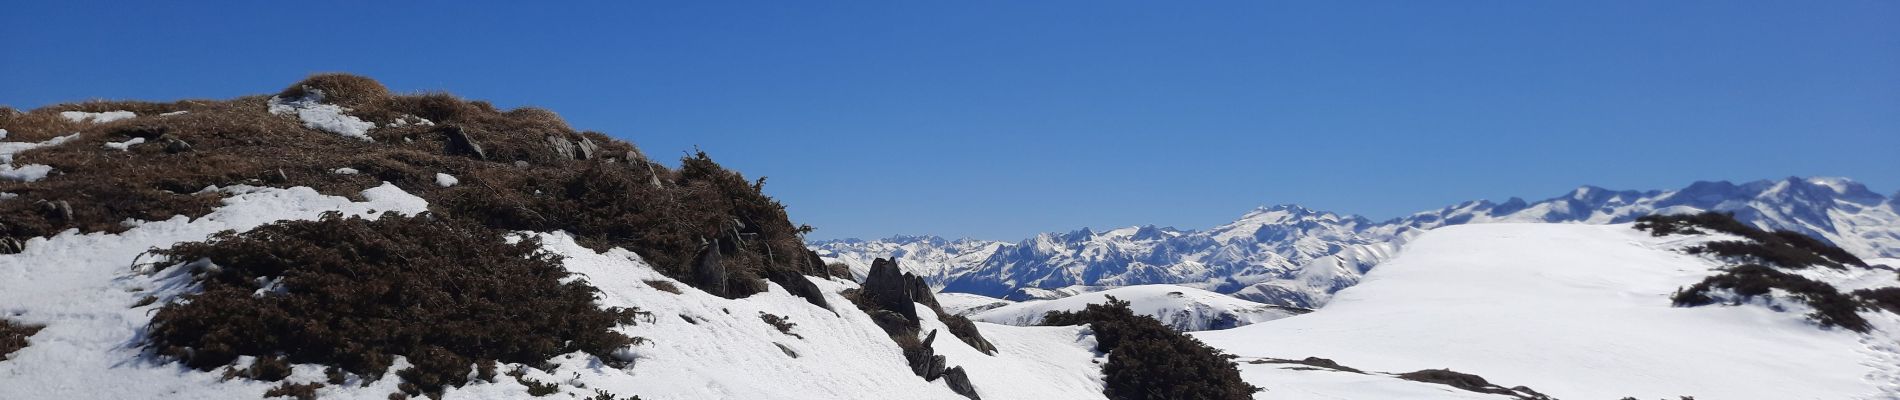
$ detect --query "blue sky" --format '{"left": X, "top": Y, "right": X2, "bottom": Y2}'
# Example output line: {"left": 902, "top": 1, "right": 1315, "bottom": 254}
{"left": 4, "top": 1, "right": 1896, "bottom": 240}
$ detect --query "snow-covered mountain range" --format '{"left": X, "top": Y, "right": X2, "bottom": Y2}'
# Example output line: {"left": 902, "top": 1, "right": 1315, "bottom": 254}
{"left": 813, "top": 177, "right": 1900, "bottom": 307}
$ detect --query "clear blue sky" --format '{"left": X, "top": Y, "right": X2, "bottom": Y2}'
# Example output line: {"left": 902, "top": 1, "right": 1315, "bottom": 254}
{"left": 4, "top": 1, "right": 1896, "bottom": 241}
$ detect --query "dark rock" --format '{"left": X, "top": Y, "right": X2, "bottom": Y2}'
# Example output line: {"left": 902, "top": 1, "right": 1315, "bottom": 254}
{"left": 160, "top": 135, "right": 192, "bottom": 153}
{"left": 40, "top": 200, "right": 72, "bottom": 221}
{"left": 442, "top": 125, "right": 486, "bottom": 160}
{"left": 546, "top": 136, "right": 576, "bottom": 160}
{"left": 691, "top": 241, "right": 727, "bottom": 298}
{"left": 804, "top": 250, "right": 829, "bottom": 277}
{"left": 774, "top": 342, "right": 798, "bottom": 358}
{"left": 767, "top": 268, "right": 831, "bottom": 311}
{"left": 266, "top": 169, "right": 288, "bottom": 183}
{"left": 862, "top": 258, "right": 919, "bottom": 323}
{"left": 942, "top": 366, "right": 981, "bottom": 400}
{"left": 908, "top": 330, "right": 947, "bottom": 380}
{"left": 577, "top": 137, "right": 599, "bottom": 160}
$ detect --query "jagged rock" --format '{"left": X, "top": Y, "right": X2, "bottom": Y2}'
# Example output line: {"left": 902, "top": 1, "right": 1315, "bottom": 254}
{"left": 442, "top": 125, "right": 486, "bottom": 160}
{"left": 577, "top": 137, "right": 599, "bottom": 160}
{"left": 804, "top": 249, "right": 830, "bottom": 277}
{"left": 767, "top": 268, "right": 830, "bottom": 311}
{"left": 691, "top": 241, "right": 727, "bottom": 298}
{"left": 863, "top": 258, "right": 919, "bottom": 322}
{"left": 907, "top": 274, "right": 941, "bottom": 311}
{"left": 909, "top": 330, "right": 948, "bottom": 380}
{"left": 942, "top": 366, "right": 981, "bottom": 400}
{"left": 546, "top": 135, "right": 576, "bottom": 160}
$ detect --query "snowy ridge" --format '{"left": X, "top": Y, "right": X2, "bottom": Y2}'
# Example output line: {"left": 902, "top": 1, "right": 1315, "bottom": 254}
{"left": 0, "top": 183, "right": 1109, "bottom": 399}
{"left": 971, "top": 284, "right": 1306, "bottom": 331}
{"left": 816, "top": 177, "right": 1900, "bottom": 308}
{"left": 1194, "top": 223, "right": 1900, "bottom": 400}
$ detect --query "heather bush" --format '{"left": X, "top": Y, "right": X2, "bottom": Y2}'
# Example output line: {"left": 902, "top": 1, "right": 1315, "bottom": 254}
{"left": 145, "top": 212, "right": 646, "bottom": 397}
{"left": 1043, "top": 296, "right": 1258, "bottom": 400}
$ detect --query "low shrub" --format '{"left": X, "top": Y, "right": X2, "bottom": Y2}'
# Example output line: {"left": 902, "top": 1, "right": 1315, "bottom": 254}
{"left": 144, "top": 212, "right": 646, "bottom": 397}
{"left": 759, "top": 312, "right": 802, "bottom": 339}
{"left": 1043, "top": 296, "right": 1259, "bottom": 400}
{"left": 1, "top": 318, "right": 45, "bottom": 361}
{"left": 1854, "top": 287, "right": 1900, "bottom": 314}
{"left": 1637, "top": 212, "right": 1864, "bottom": 269}
{"left": 1394, "top": 369, "right": 1526, "bottom": 398}
{"left": 263, "top": 381, "right": 324, "bottom": 400}
{"left": 1671, "top": 264, "right": 1869, "bottom": 332}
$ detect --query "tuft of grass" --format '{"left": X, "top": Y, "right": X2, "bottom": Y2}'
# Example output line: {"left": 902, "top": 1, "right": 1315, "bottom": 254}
{"left": 263, "top": 381, "right": 325, "bottom": 400}
{"left": 759, "top": 313, "right": 803, "bottom": 339}
{"left": 642, "top": 280, "right": 681, "bottom": 294}
{"left": 1, "top": 318, "right": 46, "bottom": 361}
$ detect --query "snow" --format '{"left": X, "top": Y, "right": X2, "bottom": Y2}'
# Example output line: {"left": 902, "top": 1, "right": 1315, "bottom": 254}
{"left": 59, "top": 110, "right": 136, "bottom": 123}
{"left": 1232, "top": 363, "right": 1512, "bottom": 400}
{"left": 268, "top": 90, "right": 375, "bottom": 141}
{"left": 936, "top": 292, "right": 1015, "bottom": 316}
{"left": 0, "top": 181, "right": 1107, "bottom": 399}
{"left": 332, "top": 167, "right": 359, "bottom": 175}
{"left": 0, "top": 133, "right": 79, "bottom": 182}
{"left": 0, "top": 183, "right": 428, "bottom": 399}
{"left": 1195, "top": 223, "right": 1900, "bottom": 400}
{"left": 974, "top": 284, "right": 1301, "bottom": 331}
{"left": 504, "top": 233, "right": 1108, "bottom": 400}
{"left": 435, "top": 173, "right": 458, "bottom": 187}
{"left": 160, "top": 111, "right": 189, "bottom": 116}
{"left": 103, "top": 137, "right": 145, "bottom": 151}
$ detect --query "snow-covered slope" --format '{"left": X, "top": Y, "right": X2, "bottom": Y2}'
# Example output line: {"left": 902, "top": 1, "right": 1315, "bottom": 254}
{"left": 1195, "top": 223, "right": 1900, "bottom": 400}
{"left": 972, "top": 284, "right": 1306, "bottom": 331}
{"left": 819, "top": 177, "right": 1900, "bottom": 308}
{"left": 0, "top": 184, "right": 1110, "bottom": 400}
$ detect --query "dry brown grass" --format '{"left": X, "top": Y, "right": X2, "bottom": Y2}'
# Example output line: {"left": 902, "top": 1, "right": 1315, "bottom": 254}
{"left": 1, "top": 318, "right": 44, "bottom": 361}
{"left": 1, "top": 74, "right": 818, "bottom": 301}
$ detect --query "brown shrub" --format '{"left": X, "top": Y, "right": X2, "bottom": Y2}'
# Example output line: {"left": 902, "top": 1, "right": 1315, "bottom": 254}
{"left": 278, "top": 73, "right": 391, "bottom": 108}
{"left": 1, "top": 74, "right": 823, "bottom": 301}
{"left": 145, "top": 212, "right": 647, "bottom": 396}
{"left": 1, "top": 318, "right": 45, "bottom": 361}
{"left": 264, "top": 381, "right": 325, "bottom": 400}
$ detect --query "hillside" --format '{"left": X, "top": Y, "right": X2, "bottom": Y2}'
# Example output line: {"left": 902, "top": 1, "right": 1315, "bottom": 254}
{"left": 1195, "top": 222, "right": 1900, "bottom": 399}
{"left": 0, "top": 76, "right": 1264, "bottom": 400}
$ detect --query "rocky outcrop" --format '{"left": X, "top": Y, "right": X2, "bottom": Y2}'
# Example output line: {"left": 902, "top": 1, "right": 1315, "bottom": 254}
{"left": 942, "top": 367, "right": 980, "bottom": 400}
{"left": 442, "top": 125, "right": 486, "bottom": 160}
{"left": 691, "top": 241, "right": 727, "bottom": 298}
{"left": 767, "top": 268, "right": 830, "bottom": 311}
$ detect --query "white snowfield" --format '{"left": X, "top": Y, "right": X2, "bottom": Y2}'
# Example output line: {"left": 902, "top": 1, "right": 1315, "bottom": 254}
{"left": 973, "top": 284, "right": 1303, "bottom": 331}
{"left": 0, "top": 183, "right": 1108, "bottom": 400}
{"left": 1196, "top": 223, "right": 1900, "bottom": 400}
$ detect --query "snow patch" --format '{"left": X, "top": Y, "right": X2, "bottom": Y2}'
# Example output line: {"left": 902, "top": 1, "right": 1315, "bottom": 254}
{"left": 102, "top": 137, "right": 145, "bottom": 151}
{"left": 0, "top": 133, "right": 79, "bottom": 181}
{"left": 434, "top": 173, "right": 458, "bottom": 187}
{"left": 268, "top": 90, "right": 375, "bottom": 141}
{"left": 974, "top": 284, "right": 1301, "bottom": 331}
{"left": 58, "top": 110, "right": 136, "bottom": 123}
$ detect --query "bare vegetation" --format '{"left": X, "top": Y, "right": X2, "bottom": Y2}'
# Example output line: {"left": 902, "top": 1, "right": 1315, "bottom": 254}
{"left": 1642, "top": 212, "right": 1883, "bottom": 332}
{"left": 144, "top": 212, "right": 647, "bottom": 397}
{"left": 1042, "top": 296, "right": 1259, "bottom": 400}
{"left": 0, "top": 318, "right": 45, "bottom": 361}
